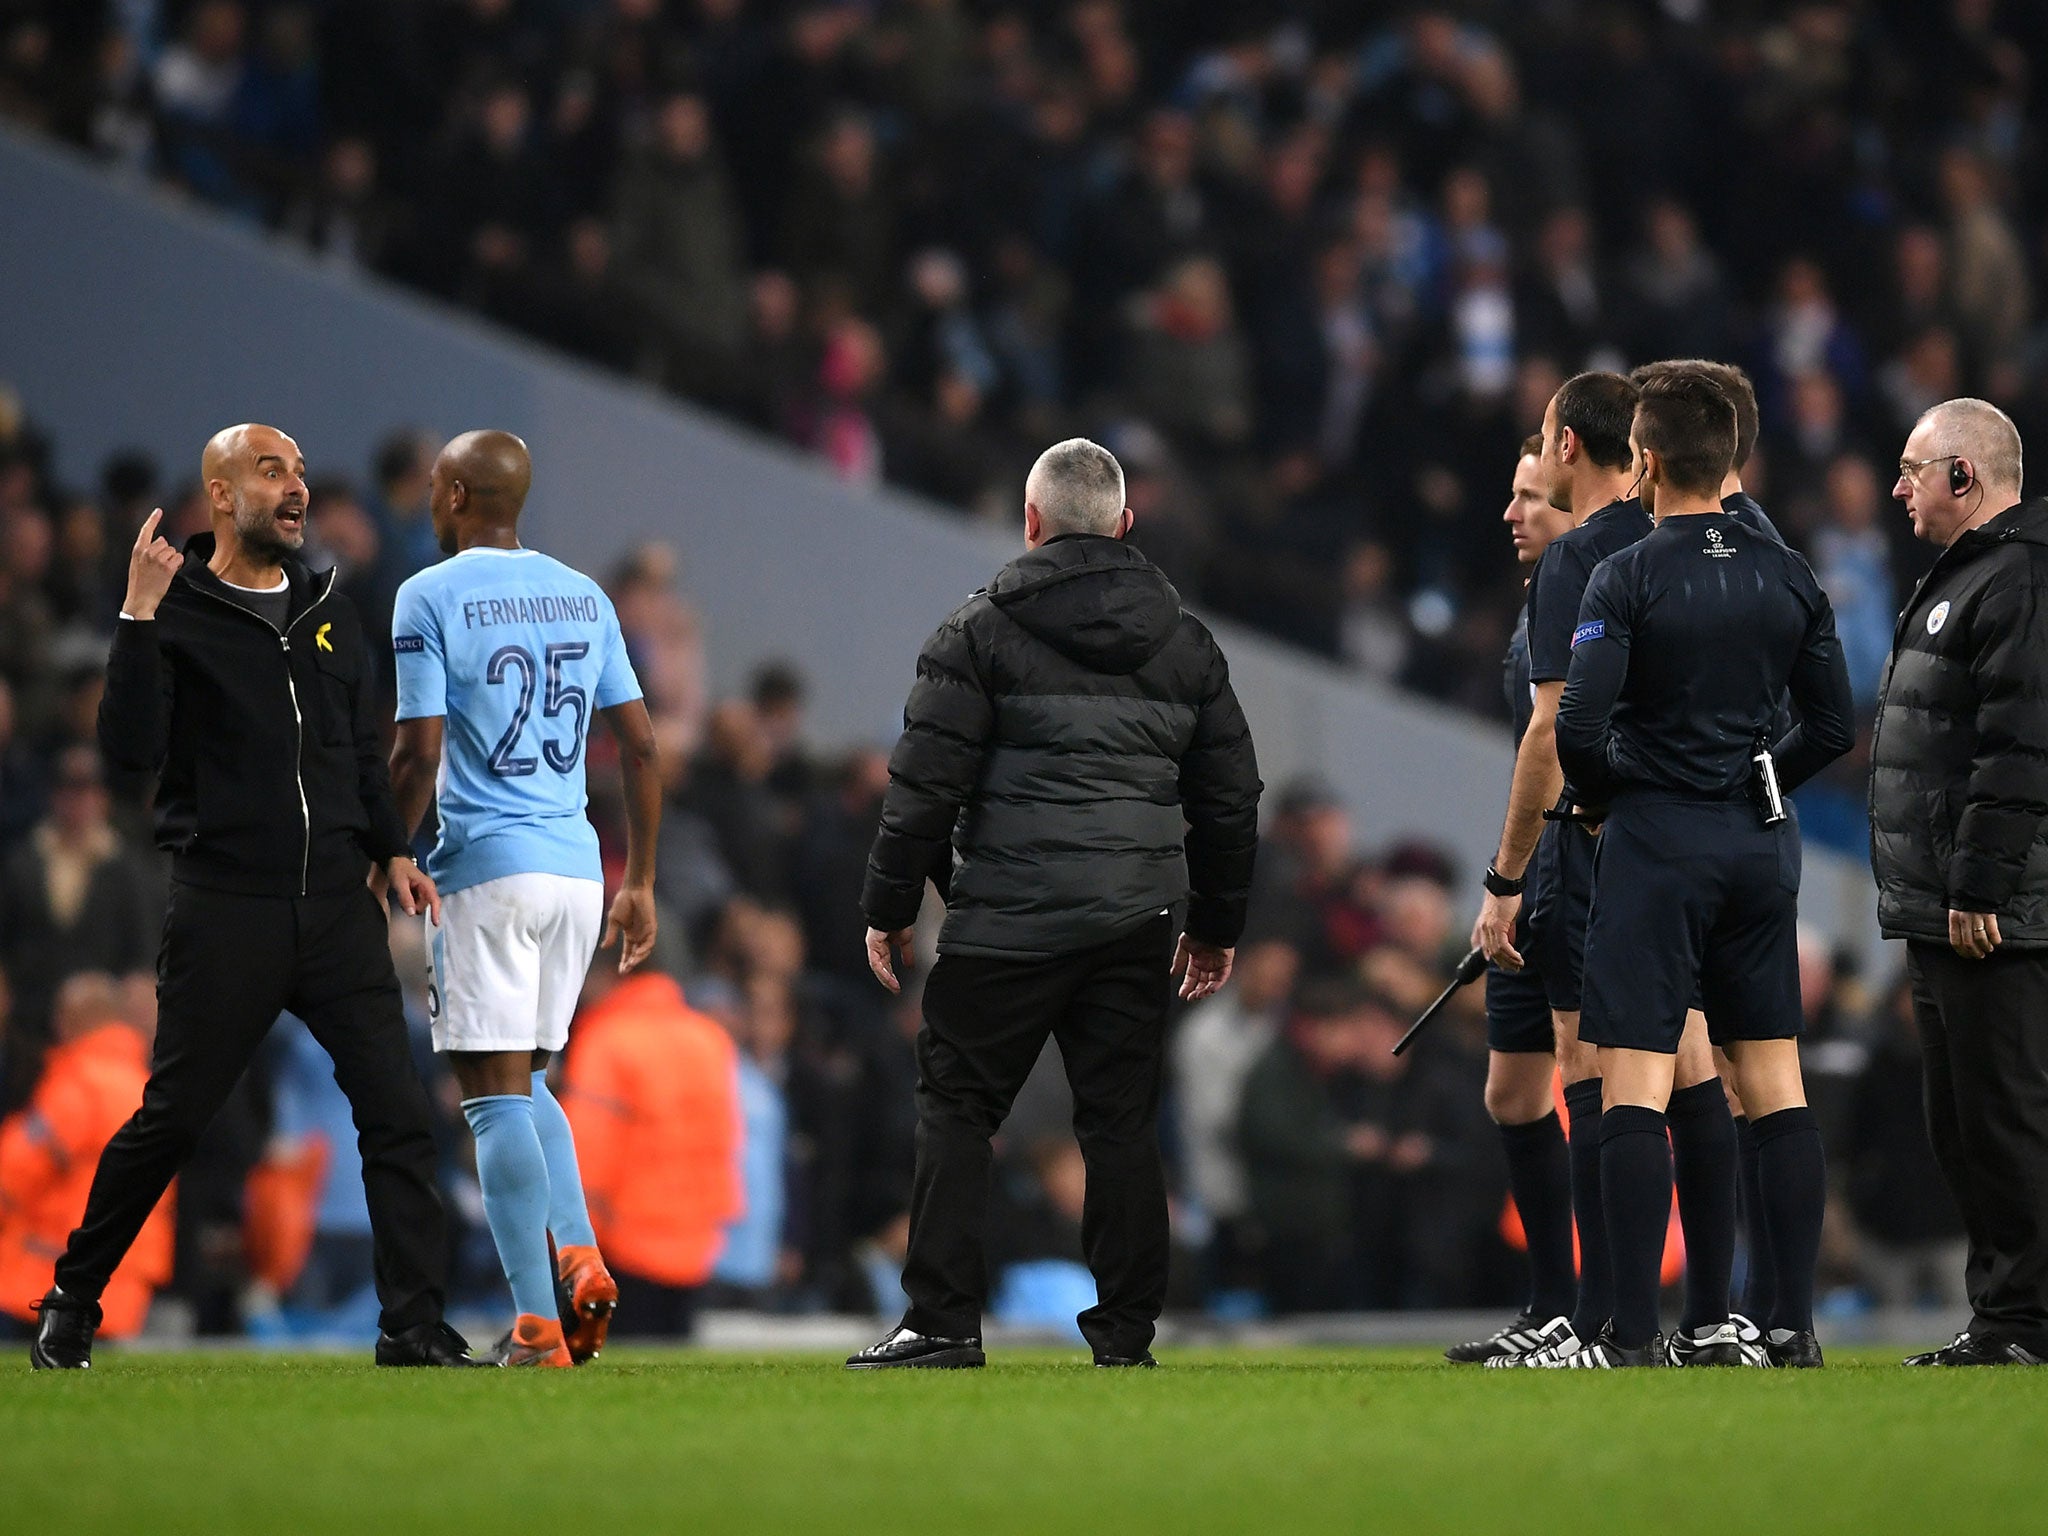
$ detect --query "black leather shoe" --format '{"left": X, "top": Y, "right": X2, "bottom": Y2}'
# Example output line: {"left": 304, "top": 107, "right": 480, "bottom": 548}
{"left": 29, "top": 1288, "right": 100, "bottom": 1370}
{"left": 845, "top": 1326, "right": 985, "bottom": 1369}
{"left": 1765, "top": 1329, "right": 1825, "bottom": 1368}
{"left": 1094, "top": 1352, "right": 1157, "bottom": 1368}
{"left": 375, "top": 1320, "right": 483, "bottom": 1367}
{"left": 1903, "top": 1331, "right": 2044, "bottom": 1367}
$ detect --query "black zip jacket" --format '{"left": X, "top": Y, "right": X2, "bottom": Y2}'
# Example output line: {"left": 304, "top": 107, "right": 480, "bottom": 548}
{"left": 1869, "top": 498, "right": 2048, "bottom": 945}
{"left": 862, "top": 534, "right": 1262, "bottom": 958}
{"left": 98, "top": 532, "right": 412, "bottom": 897}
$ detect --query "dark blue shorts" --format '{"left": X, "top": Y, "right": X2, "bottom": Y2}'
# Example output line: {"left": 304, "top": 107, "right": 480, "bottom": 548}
{"left": 1485, "top": 911, "right": 1553, "bottom": 1054}
{"left": 1578, "top": 797, "right": 1804, "bottom": 1055}
{"left": 1522, "top": 819, "right": 1596, "bottom": 1014}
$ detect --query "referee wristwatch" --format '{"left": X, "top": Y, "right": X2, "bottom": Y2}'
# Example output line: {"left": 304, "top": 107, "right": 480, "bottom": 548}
{"left": 1483, "top": 863, "right": 1525, "bottom": 898}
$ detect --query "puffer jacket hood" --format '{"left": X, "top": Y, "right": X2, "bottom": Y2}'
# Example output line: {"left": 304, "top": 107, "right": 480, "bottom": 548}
{"left": 1869, "top": 497, "right": 2048, "bottom": 946}
{"left": 987, "top": 535, "right": 1182, "bottom": 676}
{"left": 863, "top": 534, "right": 1262, "bottom": 959}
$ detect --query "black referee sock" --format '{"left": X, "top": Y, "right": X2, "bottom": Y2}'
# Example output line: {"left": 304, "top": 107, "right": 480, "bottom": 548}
{"left": 1752, "top": 1106, "right": 1826, "bottom": 1336}
{"left": 1499, "top": 1111, "right": 1575, "bottom": 1321}
{"left": 1563, "top": 1079, "right": 1612, "bottom": 1337}
{"left": 1667, "top": 1079, "right": 1737, "bottom": 1333}
{"left": 1600, "top": 1105, "right": 1673, "bottom": 1350}
{"left": 1734, "top": 1115, "right": 1777, "bottom": 1326}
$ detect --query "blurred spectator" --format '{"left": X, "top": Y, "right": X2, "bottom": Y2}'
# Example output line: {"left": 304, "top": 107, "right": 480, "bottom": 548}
{"left": 781, "top": 109, "right": 893, "bottom": 314}
{"left": 1811, "top": 456, "right": 1895, "bottom": 708}
{"left": 685, "top": 700, "right": 791, "bottom": 904}
{"left": 1622, "top": 198, "right": 1732, "bottom": 363}
{"left": 258, "top": 1015, "right": 375, "bottom": 1324}
{"left": 613, "top": 88, "right": 749, "bottom": 397}
{"left": 0, "top": 972, "right": 170, "bottom": 1340}
{"left": 1938, "top": 147, "right": 2031, "bottom": 376}
{"left": 1238, "top": 979, "right": 1366, "bottom": 1314}
{"left": 366, "top": 431, "right": 440, "bottom": 583}
{"left": 0, "top": 745, "right": 159, "bottom": 1107}
{"left": 711, "top": 1004, "right": 789, "bottom": 1300}
{"left": 0, "top": 677, "right": 44, "bottom": 850}
{"left": 152, "top": 0, "right": 248, "bottom": 210}
{"left": 1126, "top": 255, "right": 1254, "bottom": 458}
{"left": 1844, "top": 982, "right": 1967, "bottom": 1309}
{"left": 563, "top": 962, "right": 742, "bottom": 1339}
{"left": 789, "top": 748, "right": 888, "bottom": 993}
{"left": 1172, "top": 933, "right": 1299, "bottom": 1289}
{"left": 283, "top": 135, "right": 396, "bottom": 272}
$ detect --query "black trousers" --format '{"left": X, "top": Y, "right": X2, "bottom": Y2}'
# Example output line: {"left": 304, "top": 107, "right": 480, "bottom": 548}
{"left": 1906, "top": 941, "right": 2048, "bottom": 1349}
{"left": 54, "top": 883, "right": 448, "bottom": 1334}
{"left": 901, "top": 914, "right": 1173, "bottom": 1357}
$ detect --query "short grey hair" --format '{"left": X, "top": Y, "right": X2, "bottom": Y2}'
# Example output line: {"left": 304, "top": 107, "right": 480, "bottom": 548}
{"left": 1027, "top": 437, "right": 1126, "bottom": 536}
{"left": 1919, "top": 397, "right": 2024, "bottom": 495}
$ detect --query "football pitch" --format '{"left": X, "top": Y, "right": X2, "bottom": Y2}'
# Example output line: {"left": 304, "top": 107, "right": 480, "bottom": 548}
{"left": 4, "top": 1348, "right": 2040, "bottom": 1535}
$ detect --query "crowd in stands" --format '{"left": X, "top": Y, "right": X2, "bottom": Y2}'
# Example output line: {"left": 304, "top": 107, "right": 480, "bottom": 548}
{"left": 4, "top": 1, "right": 2046, "bottom": 768}
{"left": 0, "top": 392, "right": 1968, "bottom": 1339}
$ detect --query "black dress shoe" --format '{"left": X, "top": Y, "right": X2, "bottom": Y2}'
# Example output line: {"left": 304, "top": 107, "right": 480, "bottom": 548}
{"left": 1903, "top": 1331, "right": 2045, "bottom": 1367}
{"left": 29, "top": 1288, "right": 101, "bottom": 1370}
{"left": 1765, "top": 1329, "right": 1825, "bottom": 1368}
{"left": 375, "top": 1320, "right": 484, "bottom": 1367}
{"left": 1093, "top": 1352, "right": 1157, "bottom": 1368}
{"left": 845, "top": 1326, "right": 985, "bottom": 1369}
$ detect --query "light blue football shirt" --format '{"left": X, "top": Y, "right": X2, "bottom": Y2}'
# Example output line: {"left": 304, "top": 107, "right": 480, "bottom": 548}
{"left": 392, "top": 547, "right": 642, "bottom": 896}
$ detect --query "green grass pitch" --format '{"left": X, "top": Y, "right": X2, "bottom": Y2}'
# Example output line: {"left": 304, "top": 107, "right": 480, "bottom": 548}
{"left": 3, "top": 1348, "right": 2041, "bottom": 1535}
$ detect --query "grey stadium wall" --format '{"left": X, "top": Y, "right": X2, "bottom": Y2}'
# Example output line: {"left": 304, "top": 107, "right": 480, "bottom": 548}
{"left": 0, "top": 125, "right": 1880, "bottom": 964}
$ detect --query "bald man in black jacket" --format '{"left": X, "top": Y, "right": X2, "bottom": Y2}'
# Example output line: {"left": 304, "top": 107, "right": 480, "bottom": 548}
{"left": 849, "top": 438, "right": 1261, "bottom": 1370}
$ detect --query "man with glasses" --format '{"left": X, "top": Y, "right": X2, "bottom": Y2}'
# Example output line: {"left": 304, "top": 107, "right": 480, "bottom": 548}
{"left": 1871, "top": 398, "right": 2048, "bottom": 1366}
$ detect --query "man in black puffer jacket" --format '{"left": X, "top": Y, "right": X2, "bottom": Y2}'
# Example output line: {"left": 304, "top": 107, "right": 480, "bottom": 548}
{"left": 1871, "top": 397, "right": 2048, "bottom": 1367}
{"left": 848, "top": 438, "right": 1261, "bottom": 1370}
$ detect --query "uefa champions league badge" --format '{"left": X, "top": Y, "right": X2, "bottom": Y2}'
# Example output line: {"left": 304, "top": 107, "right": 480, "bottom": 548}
{"left": 1927, "top": 600, "right": 1951, "bottom": 636}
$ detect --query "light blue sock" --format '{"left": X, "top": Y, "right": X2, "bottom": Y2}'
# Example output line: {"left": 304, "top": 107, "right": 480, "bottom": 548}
{"left": 461, "top": 1094, "right": 556, "bottom": 1319}
{"left": 530, "top": 1070, "right": 598, "bottom": 1249}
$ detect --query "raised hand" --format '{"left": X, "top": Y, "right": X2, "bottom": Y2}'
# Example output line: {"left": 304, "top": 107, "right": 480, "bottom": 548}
{"left": 124, "top": 508, "right": 182, "bottom": 619}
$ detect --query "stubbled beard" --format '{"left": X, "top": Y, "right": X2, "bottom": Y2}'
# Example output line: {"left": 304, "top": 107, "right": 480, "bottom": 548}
{"left": 233, "top": 500, "right": 302, "bottom": 558}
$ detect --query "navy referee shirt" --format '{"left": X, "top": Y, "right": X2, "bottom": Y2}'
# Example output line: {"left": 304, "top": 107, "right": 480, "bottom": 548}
{"left": 1556, "top": 510, "right": 1855, "bottom": 807}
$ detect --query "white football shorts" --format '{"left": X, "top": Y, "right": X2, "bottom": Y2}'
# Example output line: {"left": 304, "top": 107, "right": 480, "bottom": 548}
{"left": 425, "top": 872, "right": 604, "bottom": 1053}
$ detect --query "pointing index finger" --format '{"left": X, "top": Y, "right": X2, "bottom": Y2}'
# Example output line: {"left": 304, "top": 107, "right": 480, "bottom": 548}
{"left": 136, "top": 508, "right": 163, "bottom": 549}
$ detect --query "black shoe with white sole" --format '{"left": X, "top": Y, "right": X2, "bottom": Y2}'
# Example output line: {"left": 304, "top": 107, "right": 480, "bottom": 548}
{"left": 1565, "top": 1326, "right": 1668, "bottom": 1368}
{"left": 1094, "top": 1352, "right": 1157, "bottom": 1368}
{"left": 1667, "top": 1320, "right": 1764, "bottom": 1367}
{"left": 1448, "top": 1312, "right": 1562, "bottom": 1365}
{"left": 28, "top": 1288, "right": 100, "bottom": 1370}
{"left": 846, "top": 1326, "right": 987, "bottom": 1369}
{"left": 1484, "top": 1316, "right": 1586, "bottom": 1368}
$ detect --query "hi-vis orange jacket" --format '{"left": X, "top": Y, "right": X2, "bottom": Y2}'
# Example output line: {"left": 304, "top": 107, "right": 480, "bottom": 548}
{"left": 563, "top": 974, "right": 742, "bottom": 1287}
{"left": 0, "top": 1025, "right": 173, "bottom": 1335}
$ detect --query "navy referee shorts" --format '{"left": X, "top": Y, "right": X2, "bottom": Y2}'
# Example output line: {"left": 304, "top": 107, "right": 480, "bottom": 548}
{"left": 1522, "top": 818, "right": 1596, "bottom": 1015}
{"left": 1485, "top": 908, "right": 1554, "bottom": 1055}
{"left": 1578, "top": 796, "right": 1803, "bottom": 1055}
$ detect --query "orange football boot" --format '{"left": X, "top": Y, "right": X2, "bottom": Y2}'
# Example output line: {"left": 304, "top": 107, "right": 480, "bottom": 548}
{"left": 499, "top": 1313, "right": 573, "bottom": 1367}
{"left": 555, "top": 1244, "right": 618, "bottom": 1364}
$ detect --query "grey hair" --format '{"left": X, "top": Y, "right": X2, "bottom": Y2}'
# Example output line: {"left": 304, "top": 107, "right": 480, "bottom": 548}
{"left": 1919, "top": 397, "right": 2024, "bottom": 495}
{"left": 1027, "top": 438, "right": 1127, "bottom": 536}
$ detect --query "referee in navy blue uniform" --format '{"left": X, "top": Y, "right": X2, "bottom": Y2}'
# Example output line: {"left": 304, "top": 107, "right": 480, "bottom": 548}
{"left": 1557, "top": 372, "right": 1855, "bottom": 1367}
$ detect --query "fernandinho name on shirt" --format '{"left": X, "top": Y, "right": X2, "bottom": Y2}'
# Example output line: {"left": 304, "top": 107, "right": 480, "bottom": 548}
{"left": 459, "top": 592, "right": 604, "bottom": 630}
